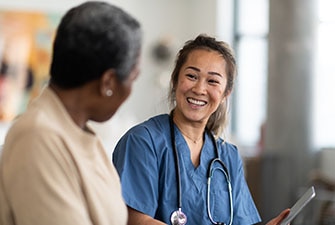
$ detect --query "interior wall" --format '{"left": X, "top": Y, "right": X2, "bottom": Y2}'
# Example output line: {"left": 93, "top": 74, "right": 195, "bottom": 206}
{"left": 0, "top": 0, "right": 233, "bottom": 154}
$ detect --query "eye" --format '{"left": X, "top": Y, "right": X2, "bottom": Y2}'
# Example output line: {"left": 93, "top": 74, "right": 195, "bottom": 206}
{"left": 186, "top": 73, "right": 197, "bottom": 80}
{"left": 208, "top": 78, "right": 221, "bottom": 85}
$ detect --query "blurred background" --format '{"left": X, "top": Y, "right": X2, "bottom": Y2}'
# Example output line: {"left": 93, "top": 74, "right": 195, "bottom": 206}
{"left": 0, "top": 0, "right": 334, "bottom": 224}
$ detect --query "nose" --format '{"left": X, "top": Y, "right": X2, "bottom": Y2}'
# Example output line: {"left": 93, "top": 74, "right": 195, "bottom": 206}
{"left": 192, "top": 80, "right": 206, "bottom": 95}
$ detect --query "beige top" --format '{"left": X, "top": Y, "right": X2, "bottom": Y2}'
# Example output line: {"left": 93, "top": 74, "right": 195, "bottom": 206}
{"left": 0, "top": 87, "right": 127, "bottom": 225}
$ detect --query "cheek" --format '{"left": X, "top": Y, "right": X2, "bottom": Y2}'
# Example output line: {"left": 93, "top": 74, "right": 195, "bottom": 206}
{"left": 210, "top": 89, "right": 225, "bottom": 105}
{"left": 121, "top": 86, "right": 132, "bottom": 102}
{"left": 121, "top": 79, "right": 135, "bottom": 98}
{"left": 176, "top": 79, "right": 191, "bottom": 94}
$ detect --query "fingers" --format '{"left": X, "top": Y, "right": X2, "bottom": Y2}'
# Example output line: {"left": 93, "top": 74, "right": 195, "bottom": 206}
{"left": 266, "top": 208, "right": 290, "bottom": 225}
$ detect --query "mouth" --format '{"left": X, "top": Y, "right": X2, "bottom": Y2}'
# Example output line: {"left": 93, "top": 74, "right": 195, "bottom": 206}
{"left": 187, "top": 97, "right": 206, "bottom": 106}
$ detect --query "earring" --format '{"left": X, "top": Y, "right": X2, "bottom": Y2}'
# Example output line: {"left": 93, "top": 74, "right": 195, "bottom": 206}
{"left": 106, "top": 89, "right": 113, "bottom": 97}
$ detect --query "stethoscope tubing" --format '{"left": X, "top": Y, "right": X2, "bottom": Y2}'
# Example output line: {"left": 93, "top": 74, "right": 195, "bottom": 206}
{"left": 169, "top": 115, "right": 233, "bottom": 225}
{"left": 206, "top": 158, "right": 233, "bottom": 225}
{"left": 170, "top": 116, "right": 183, "bottom": 210}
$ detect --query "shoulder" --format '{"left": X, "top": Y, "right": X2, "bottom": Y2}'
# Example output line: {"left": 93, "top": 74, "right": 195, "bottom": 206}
{"left": 123, "top": 114, "right": 170, "bottom": 138}
{"left": 2, "top": 120, "right": 65, "bottom": 166}
{"left": 4, "top": 105, "right": 66, "bottom": 151}
{"left": 217, "top": 138, "right": 238, "bottom": 152}
{"left": 2, "top": 94, "right": 77, "bottom": 164}
{"left": 5, "top": 112, "right": 56, "bottom": 147}
{"left": 137, "top": 114, "right": 169, "bottom": 130}
{"left": 114, "top": 114, "right": 171, "bottom": 158}
{"left": 216, "top": 137, "right": 242, "bottom": 162}
{"left": 113, "top": 115, "right": 171, "bottom": 173}
{"left": 7, "top": 88, "right": 66, "bottom": 140}
{"left": 0, "top": 123, "right": 74, "bottom": 190}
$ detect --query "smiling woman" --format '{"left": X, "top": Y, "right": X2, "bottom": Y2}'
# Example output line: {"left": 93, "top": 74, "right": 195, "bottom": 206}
{"left": 112, "top": 34, "right": 289, "bottom": 225}
{"left": 173, "top": 49, "right": 227, "bottom": 135}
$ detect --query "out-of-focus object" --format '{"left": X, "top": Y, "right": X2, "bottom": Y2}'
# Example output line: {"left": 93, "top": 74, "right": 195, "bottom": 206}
{"left": 0, "top": 10, "right": 59, "bottom": 121}
{"left": 310, "top": 148, "right": 335, "bottom": 224}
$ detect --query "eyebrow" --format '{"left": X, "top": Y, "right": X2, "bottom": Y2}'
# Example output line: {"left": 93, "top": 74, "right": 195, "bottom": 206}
{"left": 185, "top": 66, "right": 223, "bottom": 78}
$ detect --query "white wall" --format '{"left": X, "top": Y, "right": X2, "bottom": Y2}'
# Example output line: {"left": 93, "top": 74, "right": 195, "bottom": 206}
{"left": 0, "top": 0, "right": 234, "bottom": 156}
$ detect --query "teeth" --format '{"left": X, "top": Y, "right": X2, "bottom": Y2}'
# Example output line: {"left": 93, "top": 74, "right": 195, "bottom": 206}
{"left": 188, "top": 98, "right": 206, "bottom": 106}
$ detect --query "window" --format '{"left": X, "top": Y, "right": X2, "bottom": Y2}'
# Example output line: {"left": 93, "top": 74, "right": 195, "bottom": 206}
{"left": 313, "top": 0, "right": 335, "bottom": 148}
{"left": 233, "top": 0, "right": 268, "bottom": 147}
{"left": 233, "top": 0, "right": 335, "bottom": 151}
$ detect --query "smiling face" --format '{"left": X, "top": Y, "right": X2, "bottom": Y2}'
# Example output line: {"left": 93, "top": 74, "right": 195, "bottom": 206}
{"left": 173, "top": 49, "right": 229, "bottom": 126}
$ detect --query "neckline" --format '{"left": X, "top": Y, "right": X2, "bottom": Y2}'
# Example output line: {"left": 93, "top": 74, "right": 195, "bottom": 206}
{"left": 178, "top": 126, "right": 203, "bottom": 144}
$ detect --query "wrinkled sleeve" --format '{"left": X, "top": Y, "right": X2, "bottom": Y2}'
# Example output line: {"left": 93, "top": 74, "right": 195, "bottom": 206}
{"left": 113, "top": 126, "right": 159, "bottom": 217}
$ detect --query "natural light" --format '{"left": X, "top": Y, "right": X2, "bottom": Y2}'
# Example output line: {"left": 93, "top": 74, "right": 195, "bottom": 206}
{"left": 313, "top": 0, "right": 335, "bottom": 148}
{"left": 235, "top": 0, "right": 335, "bottom": 150}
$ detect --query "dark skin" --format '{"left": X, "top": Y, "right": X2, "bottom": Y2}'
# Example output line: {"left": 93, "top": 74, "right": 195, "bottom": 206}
{"left": 49, "top": 81, "right": 100, "bottom": 130}
{"left": 50, "top": 66, "right": 140, "bottom": 131}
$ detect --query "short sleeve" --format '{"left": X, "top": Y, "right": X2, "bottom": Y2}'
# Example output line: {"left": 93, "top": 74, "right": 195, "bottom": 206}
{"left": 221, "top": 142, "right": 261, "bottom": 224}
{"left": 113, "top": 125, "right": 159, "bottom": 217}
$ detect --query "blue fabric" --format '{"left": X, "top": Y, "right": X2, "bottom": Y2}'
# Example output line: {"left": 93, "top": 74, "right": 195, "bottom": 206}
{"left": 113, "top": 114, "right": 261, "bottom": 225}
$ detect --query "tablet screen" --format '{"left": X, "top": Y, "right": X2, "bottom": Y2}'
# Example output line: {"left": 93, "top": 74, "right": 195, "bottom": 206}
{"left": 280, "top": 186, "right": 316, "bottom": 225}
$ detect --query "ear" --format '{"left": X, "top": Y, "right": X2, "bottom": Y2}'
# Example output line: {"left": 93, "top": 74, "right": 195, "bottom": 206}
{"left": 99, "top": 69, "right": 117, "bottom": 97}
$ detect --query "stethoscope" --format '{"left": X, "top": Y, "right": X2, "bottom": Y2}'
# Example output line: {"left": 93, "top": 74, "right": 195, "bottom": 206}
{"left": 169, "top": 115, "right": 233, "bottom": 225}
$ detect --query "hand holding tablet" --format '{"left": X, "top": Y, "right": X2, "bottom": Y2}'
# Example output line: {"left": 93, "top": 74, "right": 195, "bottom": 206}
{"left": 280, "top": 186, "right": 316, "bottom": 225}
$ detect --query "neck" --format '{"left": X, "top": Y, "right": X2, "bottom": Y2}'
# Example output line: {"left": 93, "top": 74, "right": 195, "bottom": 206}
{"left": 178, "top": 126, "right": 203, "bottom": 144}
{"left": 49, "top": 84, "right": 88, "bottom": 129}
{"left": 171, "top": 111, "right": 206, "bottom": 145}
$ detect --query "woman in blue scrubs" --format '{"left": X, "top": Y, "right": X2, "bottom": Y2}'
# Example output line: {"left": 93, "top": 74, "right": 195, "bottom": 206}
{"left": 113, "top": 34, "right": 289, "bottom": 225}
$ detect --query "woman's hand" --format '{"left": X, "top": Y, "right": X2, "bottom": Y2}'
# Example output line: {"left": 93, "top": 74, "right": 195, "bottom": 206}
{"left": 266, "top": 208, "right": 290, "bottom": 225}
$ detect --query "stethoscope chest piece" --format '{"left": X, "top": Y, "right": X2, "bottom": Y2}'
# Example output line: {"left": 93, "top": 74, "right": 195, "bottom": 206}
{"left": 169, "top": 114, "right": 232, "bottom": 225}
{"left": 171, "top": 208, "right": 187, "bottom": 225}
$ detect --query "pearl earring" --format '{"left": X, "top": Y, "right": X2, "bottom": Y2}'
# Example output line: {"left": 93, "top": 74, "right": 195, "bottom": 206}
{"left": 106, "top": 89, "right": 113, "bottom": 97}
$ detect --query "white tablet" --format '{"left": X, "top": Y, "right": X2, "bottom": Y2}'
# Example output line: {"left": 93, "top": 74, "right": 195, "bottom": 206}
{"left": 280, "top": 186, "right": 316, "bottom": 225}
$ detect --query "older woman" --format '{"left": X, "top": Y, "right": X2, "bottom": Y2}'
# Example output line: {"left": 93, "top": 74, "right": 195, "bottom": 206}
{"left": 0, "top": 2, "right": 142, "bottom": 225}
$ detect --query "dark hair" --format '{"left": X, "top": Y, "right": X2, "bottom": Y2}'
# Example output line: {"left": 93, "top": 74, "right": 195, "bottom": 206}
{"left": 50, "top": 1, "right": 142, "bottom": 88}
{"left": 168, "top": 34, "right": 237, "bottom": 137}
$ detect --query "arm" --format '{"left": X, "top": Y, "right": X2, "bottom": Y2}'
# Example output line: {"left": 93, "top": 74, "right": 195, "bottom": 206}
{"left": 1, "top": 131, "right": 92, "bottom": 225}
{"left": 266, "top": 209, "right": 290, "bottom": 225}
{"left": 127, "top": 207, "right": 166, "bottom": 225}
{"left": 113, "top": 126, "right": 162, "bottom": 221}
{"left": 225, "top": 143, "right": 262, "bottom": 224}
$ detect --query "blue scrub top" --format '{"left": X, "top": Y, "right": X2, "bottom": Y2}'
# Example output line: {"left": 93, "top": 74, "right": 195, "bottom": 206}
{"left": 113, "top": 114, "right": 261, "bottom": 225}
